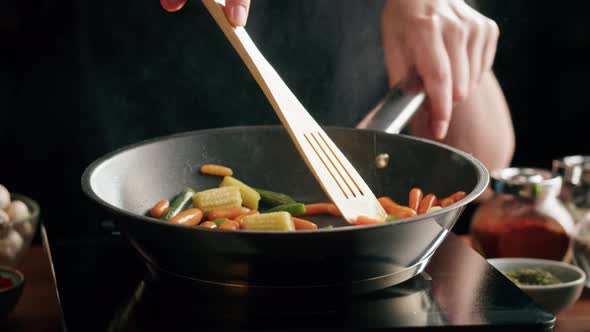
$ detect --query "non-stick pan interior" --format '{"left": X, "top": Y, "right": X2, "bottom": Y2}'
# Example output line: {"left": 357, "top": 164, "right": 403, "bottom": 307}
{"left": 87, "top": 126, "right": 485, "bottom": 222}
{"left": 83, "top": 126, "right": 488, "bottom": 290}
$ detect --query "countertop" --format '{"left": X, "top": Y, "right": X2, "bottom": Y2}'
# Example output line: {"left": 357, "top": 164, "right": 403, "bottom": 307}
{"left": 1, "top": 239, "right": 589, "bottom": 332}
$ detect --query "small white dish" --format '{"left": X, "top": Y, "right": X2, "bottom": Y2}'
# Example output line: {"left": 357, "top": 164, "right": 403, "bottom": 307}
{"left": 488, "top": 258, "right": 586, "bottom": 314}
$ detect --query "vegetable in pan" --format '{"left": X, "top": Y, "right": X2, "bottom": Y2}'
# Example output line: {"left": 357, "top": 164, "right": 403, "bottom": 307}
{"left": 147, "top": 163, "right": 467, "bottom": 232}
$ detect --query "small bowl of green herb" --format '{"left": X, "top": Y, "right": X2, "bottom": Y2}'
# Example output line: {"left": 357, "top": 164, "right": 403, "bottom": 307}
{"left": 488, "top": 258, "right": 586, "bottom": 314}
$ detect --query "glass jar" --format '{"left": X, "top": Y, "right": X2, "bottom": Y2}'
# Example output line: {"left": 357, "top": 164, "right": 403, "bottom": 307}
{"left": 553, "top": 156, "right": 590, "bottom": 286}
{"left": 553, "top": 155, "right": 590, "bottom": 223}
{"left": 470, "top": 168, "right": 575, "bottom": 261}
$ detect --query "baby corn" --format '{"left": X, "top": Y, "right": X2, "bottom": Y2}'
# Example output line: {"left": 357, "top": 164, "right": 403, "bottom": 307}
{"left": 193, "top": 186, "right": 242, "bottom": 213}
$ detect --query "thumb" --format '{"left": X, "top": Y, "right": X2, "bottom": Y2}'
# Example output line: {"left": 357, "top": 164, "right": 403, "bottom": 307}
{"left": 224, "top": 0, "right": 251, "bottom": 27}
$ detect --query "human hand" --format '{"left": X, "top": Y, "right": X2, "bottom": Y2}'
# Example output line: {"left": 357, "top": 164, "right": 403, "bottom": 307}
{"left": 160, "top": 0, "right": 251, "bottom": 27}
{"left": 382, "top": 0, "right": 499, "bottom": 139}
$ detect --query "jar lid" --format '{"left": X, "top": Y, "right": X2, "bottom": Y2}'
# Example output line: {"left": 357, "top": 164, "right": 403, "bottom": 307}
{"left": 553, "top": 155, "right": 590, "bottom": 186}
{"left": 491, "top": 168, "right": 562, "bottom": 200}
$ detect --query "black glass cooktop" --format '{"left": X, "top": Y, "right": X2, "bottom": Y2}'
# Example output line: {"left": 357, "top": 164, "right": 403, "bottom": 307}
{"left": 43, "top": 228, "right": 555, "bottom": 331}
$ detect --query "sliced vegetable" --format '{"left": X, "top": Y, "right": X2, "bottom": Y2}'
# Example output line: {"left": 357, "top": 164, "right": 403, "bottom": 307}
{"left": 355, "top": 216, "right": 385, "bottom": 225}
{"left": 321, "top": 225, "right": 334, "bottom": 229}
{"left": 417, "top": 194, "right": 438, "bottom": 215}
{"left": 193, "top": 186, "right": 242, "bottom": 213}
{"left": 200, "top": 164, "right": 233, "bottom": 177}
{"left": 199, "top": 221, "right": 218, "bottom": 229}
{"left": 242, "top": 212, "right": 295, "bottom": 231}
{"left": 254, "top": 188, "right": 296, "bottom": 206}
{"left": 219, "top": 219, "right": 240, "bottom": 230}
{"left": 266, "top": 203, "right": 306, "bottom": 215}
{"left": 212, "top": 218, "right": 228, "bottom": 226}
{"left": 150, "top": 199, "right": 170, "bottom": 218}
{"left": 219, "top": 176, "right": 260, "bottom": 210}
{"left": 161, "top": 187, "right": 196, "bottom": 221}
{"left": 299, "top": 203, "right": 341, "bottom": 217}
{"left": 408, "top": 188, "right": 423, "bottom": 212}
{"left": 207, "top": 207, "right": 250, "bottom": 220}
{"left": 292, "top": 217, "right": 318, "bottom": 230}
{"left": 169, "top": 208, "right": 203, "bottom": 226}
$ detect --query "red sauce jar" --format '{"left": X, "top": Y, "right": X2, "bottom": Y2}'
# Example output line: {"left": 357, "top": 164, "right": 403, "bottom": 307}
{"left": 0, "top": 275, "right": 13, "bottom": 289}
{"left": 470, "top": 168, "right": 575, "bottom": 261}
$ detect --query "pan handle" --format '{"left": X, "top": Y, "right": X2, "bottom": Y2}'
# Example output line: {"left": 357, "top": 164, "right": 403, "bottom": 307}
{"left": 356, "top": 71, "right": 425, "bottom": 134}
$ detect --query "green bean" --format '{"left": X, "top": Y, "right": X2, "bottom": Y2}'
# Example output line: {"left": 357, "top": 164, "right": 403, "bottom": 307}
{"left": 265, "top": 203, "right": 306, "bottom": 215}
{"left": 161, "top": 187, "right": 196, "bottom": 221}
{"left": 254, "top": 188, "right": 296, "bottom": 207}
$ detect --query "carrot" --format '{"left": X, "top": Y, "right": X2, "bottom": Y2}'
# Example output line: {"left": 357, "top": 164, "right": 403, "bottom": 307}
{"left": 292, "top": 217, "right": 318, "bottom": 230}
{"left": 408, "top": 188, "right": 423, "bottom": 212}
{"left": 235, "top": 210, "right": 260, "bottom": 225}
{"left": 199, "top": 164, "right": 233, "bottom": 177}
{"left": 299, "top": 203, "right": 342, "bottom": 217}
{"left": 150, "top": 199, "right": 170, "bottom": 218}
{"left": 355, "top": 216, "right": 385, "bottom": 225}
{"left": 169, "top": 208, "right": 203, "bottom": 226}
{"left": 207, "top": 207, "right": 250, "bottom": 220}
{"left": 439, "top": 191, "right": 466, "bottom": 208}
{"left": 199, "top": 221, "right": 217, "bottom": 229}
{"left": 439, "top": 197, "right": 454, "bottom": 208}
{"left": 378, "top": 197, "right": 401, "bottom": 214}
{"left": 450, "top": 191, "right": 466, "bottom": 202}
{"left": 219, "top": 219, "right": 240, "bottom": 230}
{"left": 388, "top": 206, "right": 418, "bottom": 219}
{"left": 417, "top": 194, "right": 438, "bottom": 215}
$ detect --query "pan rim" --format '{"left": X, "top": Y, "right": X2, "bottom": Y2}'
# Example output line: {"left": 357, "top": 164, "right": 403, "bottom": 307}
{"left": 81, "top": 125, "right": 489, "bottom": 235}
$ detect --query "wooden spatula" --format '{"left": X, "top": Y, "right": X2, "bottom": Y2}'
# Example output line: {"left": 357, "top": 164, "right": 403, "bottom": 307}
{"left": 202, "top": 0, "right": 387, "bottom": 223}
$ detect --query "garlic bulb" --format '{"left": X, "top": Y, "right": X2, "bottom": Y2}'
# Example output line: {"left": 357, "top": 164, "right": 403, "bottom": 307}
{"left": 0, "top": 210, "right": 9, "bottom": 224}
{"left": 0, "top": 185, "right": 9, "bottom": 210}
{"left": 7, "top": 200, "right": 29, "bottom": 222}
{"left": 14, "top": 220, "right": 35, "bottom": 240}
{"left": 0, "top": 229, "right": 24, "bottom": 262}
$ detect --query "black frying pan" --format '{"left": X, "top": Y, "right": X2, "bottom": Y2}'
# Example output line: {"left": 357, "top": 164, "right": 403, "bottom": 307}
{"left": 81, "top": 95, "right": 488, "bottom": 294}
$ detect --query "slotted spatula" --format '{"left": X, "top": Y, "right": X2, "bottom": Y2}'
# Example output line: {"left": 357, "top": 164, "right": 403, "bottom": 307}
{"left": 202, "top": 0, "right": 387, "bottom": 223}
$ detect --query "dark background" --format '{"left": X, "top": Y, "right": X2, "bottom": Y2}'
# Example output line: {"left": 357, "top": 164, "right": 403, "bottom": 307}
{"left": 1, "top": 0, "right": 589, "bottom": 242}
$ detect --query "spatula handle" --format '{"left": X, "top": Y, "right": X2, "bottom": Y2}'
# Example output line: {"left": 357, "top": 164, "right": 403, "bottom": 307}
{"left": 201, "top": 0, "right": 314, "bottom": 130}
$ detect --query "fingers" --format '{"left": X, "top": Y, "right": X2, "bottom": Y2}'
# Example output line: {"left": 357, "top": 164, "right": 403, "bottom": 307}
{"left": 381, "top": 4, "right": 411, "bottom": 88}
{"left": 481, "top": 19, "right": 500, "bottom": 75}
{"left": 413, "top": 16, "right": 453, "bottom": 140}
{"left": 382, "top": 37, "right": 410, "bottom": 87}
{"left": 442, "top": 17, "right": 469, "bottom": 101}
{"left": 452, "top": 2, "right": 493, "bottom": 86}
{"left": 160, "top": 0, "right": 188, "bottom": 12}
{"left": 224, "top": 0, "right": 251, "bottom": 27}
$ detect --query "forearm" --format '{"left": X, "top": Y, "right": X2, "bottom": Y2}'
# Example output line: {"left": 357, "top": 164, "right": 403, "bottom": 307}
{"left": 410, "top": 72, "right": 515, "bottom": 197}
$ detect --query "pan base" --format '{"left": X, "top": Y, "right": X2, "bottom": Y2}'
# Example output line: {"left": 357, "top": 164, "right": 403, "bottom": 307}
{"left": 142, "top": 253, "right": 434, "bottom": 297}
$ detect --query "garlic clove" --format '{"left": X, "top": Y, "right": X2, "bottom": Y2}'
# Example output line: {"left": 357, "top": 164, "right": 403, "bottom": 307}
{"left": 0, "top": 210, "right": 9, "bottom": 223}
{"left": 7, "top": 200, "right": 29, "bottom": 222}
{"left": 0, "top": 185, "right": 10, "bottom": 210}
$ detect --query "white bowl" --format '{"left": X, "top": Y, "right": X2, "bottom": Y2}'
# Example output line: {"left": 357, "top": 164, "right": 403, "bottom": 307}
{"left": 488, "top": 258, "right": 587, "bottom": 315}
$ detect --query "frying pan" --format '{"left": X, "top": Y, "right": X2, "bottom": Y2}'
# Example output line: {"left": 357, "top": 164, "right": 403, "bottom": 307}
{"left": 81, "top": 83, "right": 489, "bottom": 295}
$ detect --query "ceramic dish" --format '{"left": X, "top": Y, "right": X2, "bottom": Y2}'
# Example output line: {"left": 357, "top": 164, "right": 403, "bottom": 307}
{"left": 488, "top": 258, "right": 586, "bottom": 314}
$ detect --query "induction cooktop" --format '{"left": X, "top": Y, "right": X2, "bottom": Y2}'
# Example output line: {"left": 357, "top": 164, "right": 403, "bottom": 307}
{"left": 42, "top": 227, "right": 555, "bottom": 331}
